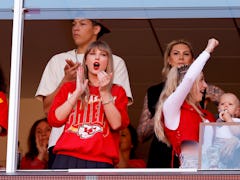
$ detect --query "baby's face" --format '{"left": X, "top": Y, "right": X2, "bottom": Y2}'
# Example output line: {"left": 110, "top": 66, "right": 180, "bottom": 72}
{"left": 218, "top": 94, "right": 239, "bottom": 117}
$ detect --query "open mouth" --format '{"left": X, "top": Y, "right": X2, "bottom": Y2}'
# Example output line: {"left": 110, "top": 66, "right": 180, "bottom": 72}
{"left": 200, "top": 89, "right": 206, "bottom": 95}
{"left": 93, "top": 62, "right": 100, "bottom": 70}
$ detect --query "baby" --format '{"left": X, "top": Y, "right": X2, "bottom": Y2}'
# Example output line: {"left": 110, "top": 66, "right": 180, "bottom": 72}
{"left": 206, "top": 93, "right": 240, "bottom": 169}
{"left": 218, "top": 93, "right": 240, "bottom": 122}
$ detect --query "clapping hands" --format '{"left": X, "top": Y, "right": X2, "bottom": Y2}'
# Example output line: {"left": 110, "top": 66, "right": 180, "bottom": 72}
{"left": 97, "top": 71, "right": 113, "bottom": 92}
{"left": 75, "top": 65, "right": 88, "bottom": 97}
{"left": 36, "top": 135, "right": 48, "bottom": 161}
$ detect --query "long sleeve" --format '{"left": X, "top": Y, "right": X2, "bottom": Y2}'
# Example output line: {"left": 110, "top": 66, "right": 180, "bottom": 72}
{"left": 0, "top": 92, "right": 8, "bottom": 135}
{"left": 163, "top": 51, "right": 210, "bottom": 130}
{"left": 48, "top": 82, "right": 74, "bottom": 127}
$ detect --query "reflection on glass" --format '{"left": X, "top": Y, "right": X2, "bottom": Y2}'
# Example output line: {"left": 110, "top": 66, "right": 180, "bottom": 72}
{"left": 200, "top": 123, "right": 240, "bottom": 169}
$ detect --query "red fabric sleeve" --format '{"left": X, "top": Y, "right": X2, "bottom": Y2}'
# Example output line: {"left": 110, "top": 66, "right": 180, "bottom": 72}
{"left": 48, "top": 82, "right": 75, "bottom": 127}
{"left": 0, "top": 92, "right": 8, "bottom": 136}
{"left": 112, "top": 85, "right": 130, "bottom": 130}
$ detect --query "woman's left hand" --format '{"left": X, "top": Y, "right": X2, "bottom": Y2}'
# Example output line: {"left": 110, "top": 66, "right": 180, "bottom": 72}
{"left": 97, "top": 71, "right": 112, "bottom": 92}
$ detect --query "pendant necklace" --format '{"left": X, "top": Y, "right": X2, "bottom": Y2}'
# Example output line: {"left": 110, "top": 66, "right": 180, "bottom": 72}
{"left": 75, "top": 49, "right": 79, "bottom": 63}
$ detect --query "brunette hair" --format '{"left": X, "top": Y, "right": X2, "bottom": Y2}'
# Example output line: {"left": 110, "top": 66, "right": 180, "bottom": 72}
{"left": 127, "top": 124, "right": 138, "bottom": 159}
{"left": 25, "top": 118, "right": 48, "bottom": 160}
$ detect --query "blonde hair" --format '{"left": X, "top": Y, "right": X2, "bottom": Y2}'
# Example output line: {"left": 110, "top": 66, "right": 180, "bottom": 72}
{"left": 154, "top": 65, "right": 204, "bottom": 145}
{"left": 81, "top": 40, "right": 114, "bottom": 103}
{"left": 161, "top": 40, "right": 194, "bottom": 80}
{"left": 220, "top": 93, "right": 240, "bottom": 106}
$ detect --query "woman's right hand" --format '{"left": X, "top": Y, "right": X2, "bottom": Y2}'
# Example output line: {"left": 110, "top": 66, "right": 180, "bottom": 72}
{"left": 74, "top": 65, "right": 88, "bottom": 97}
{"left": 205, "top": 38, "right": 219, "bottom": 54}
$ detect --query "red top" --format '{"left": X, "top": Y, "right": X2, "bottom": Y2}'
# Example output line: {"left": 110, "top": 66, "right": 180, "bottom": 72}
{"left": 128, "top": 159, "right": 146, "bottom": 168}
{"left": 115, "top": 159, "right": 146, "bottom": 168}
{"left": 20, "top": 156, "right": 47, "bottom": 169}
{"left": 0, "top": 91, "right": 8, "bottom": 136}
{"left": 48, "top": 83, "right": 130, "bottom": 165}
{"left": 164, "top": 101, "right": 216, "bottom": 156}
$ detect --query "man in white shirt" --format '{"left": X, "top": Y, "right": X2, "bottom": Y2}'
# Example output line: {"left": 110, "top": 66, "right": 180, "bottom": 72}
{"left": 35, "top": 19, "right": 133, "bottom": 168}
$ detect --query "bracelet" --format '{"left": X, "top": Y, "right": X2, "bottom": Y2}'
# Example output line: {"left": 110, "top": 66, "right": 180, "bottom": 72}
{"left": 102, "top": 97, "right": 114, "bottom": 105}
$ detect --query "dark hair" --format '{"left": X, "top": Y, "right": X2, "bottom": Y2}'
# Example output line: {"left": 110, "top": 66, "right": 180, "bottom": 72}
{"left": 0, "top": 66, "right": 7, "bottom": 93}
{"left": 127, "top": 124, "right": 138, "bottom": 159}
{"left": 25, "top": 118, "right": 48, "bottom": 160}
{"left": 91, "top": 20, "right": 111, "bottom": 39}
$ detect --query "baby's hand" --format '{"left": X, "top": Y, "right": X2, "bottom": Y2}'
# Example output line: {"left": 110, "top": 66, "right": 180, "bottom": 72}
{"left": 219, "top": 109, "right": 233, "bottom": 122}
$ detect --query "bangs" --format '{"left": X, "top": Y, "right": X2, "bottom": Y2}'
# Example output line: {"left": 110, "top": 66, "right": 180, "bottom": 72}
{"left": 91, "top": 46, "right": 109, "bottom": 56}
{"left": 87, "top": 41, "right": 111, "bottom": 55}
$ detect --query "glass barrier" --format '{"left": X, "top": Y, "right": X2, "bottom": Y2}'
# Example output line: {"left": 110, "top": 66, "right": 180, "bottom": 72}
{"left": 199, "top": 122, "right": 240, "bottom": 169}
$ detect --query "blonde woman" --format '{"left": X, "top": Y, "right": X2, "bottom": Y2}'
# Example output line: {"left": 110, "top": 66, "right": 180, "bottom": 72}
{"left": 137, "top": 39, "right": 223, "bottom": 168}
{"left": 154, "top": 38, "right": 219, "bottom": 168}
{"left": 137, "top": 39, "right": 194, "bottom": 167}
